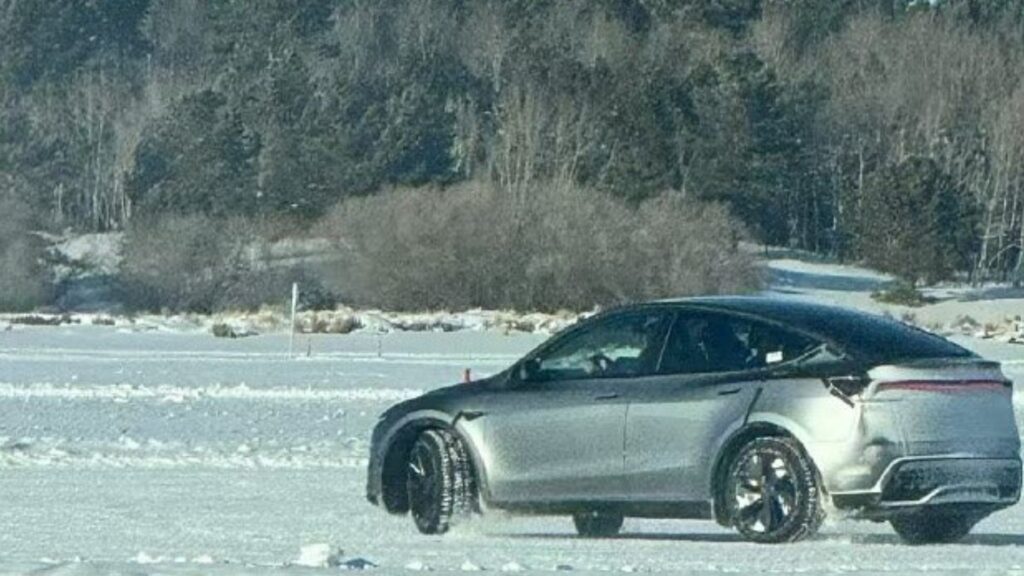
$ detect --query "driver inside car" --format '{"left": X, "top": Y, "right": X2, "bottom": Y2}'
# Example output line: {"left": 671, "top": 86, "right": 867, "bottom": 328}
{"left": 585, "top": 314, "right": 668, "bottom": 377}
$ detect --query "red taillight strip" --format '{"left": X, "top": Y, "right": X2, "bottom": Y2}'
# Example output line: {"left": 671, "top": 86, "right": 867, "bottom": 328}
{"left": 876, "top": 380, "right": 1010, "bottom": 393}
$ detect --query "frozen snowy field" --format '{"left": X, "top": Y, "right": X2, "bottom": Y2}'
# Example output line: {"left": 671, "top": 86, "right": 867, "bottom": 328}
{"left": 4, "top": 325, "right": 1024, "bottom": 575}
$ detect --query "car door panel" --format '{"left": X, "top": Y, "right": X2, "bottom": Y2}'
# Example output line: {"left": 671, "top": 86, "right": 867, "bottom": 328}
{"left": 481, "top": 309, "right": 673, "bottom": 505}
{"left": 622, "top": 310, "right": 817, "bottom": 502}
{"left": 624, "top": 375, "right": 760, "bottom": 501}
{"left": 481, "top": 380, "right": 630, "bottom": 504}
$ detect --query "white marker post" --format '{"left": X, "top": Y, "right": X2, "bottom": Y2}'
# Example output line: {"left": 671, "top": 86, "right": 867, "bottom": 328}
{"left": 289, "top": 282, "right": 299, "bottom": 358}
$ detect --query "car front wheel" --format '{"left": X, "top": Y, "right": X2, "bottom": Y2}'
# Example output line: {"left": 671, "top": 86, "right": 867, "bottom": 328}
{"left": 724, "top": 436, "right": 823, "bottom": 544}
{"left": 406, "top": 429, "right": 475, "bottom": 535}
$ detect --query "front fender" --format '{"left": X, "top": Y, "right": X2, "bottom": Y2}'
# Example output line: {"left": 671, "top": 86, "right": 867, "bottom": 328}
{"left": 368, "top": 408, "right": 493, "bottom": 513}
{"left": 367, "top": 409, "right": 454, "bottom": 511}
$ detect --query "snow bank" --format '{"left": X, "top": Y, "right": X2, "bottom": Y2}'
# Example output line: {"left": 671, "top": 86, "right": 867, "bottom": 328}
{"left": 294, "top": 544, "right": 345, "bottom": 568}
{"left": 0, "top": 307, "right": 586, "bottom": 337}
{"left": 211, "top": 307, "right": 584, "bottom": 337}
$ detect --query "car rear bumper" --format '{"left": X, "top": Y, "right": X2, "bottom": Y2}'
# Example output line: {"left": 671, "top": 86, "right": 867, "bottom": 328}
{"left": 830, "top": 456, "right": 1022, "bottom": 517}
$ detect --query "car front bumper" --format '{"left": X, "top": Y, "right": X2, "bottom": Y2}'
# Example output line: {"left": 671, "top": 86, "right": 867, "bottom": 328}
{"left": 365, "top": 419, "right": 388, "bottom": 507}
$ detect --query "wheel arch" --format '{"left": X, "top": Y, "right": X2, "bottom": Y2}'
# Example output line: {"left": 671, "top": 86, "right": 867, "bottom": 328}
{"left": 709, "top": 420, "right": 820, "bottom": 526}
{"left": 378, "top": 412, "right": 485, "bottom": 514}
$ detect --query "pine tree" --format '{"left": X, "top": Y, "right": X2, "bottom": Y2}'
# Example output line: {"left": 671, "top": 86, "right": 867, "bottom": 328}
{"left": 857, "top": 157, "right": 978, "bottom": 284}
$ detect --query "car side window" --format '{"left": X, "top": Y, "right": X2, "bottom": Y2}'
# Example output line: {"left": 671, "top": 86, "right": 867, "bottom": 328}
{"left": 530, "top": 312, "right": 672, "bottom": 381}
{"left": 658, "top": 313, "right": 821, "bottom": 375}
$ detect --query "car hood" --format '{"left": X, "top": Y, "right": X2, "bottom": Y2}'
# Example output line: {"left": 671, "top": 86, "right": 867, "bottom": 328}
{"left": 381, "top": 373, "right": 504, "bottom": 421}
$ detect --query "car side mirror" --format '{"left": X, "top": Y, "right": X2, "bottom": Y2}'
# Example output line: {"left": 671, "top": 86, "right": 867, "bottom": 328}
{"left": 518, "top": 358, "right": 542, "bottom": 383}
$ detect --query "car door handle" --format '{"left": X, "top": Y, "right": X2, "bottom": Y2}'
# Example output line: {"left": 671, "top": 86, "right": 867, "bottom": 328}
{"left": 594, "top": 393, "right": 620, "bottom": 401}
{"left": 717, "top": 388, "right": 742, "bottom": 396}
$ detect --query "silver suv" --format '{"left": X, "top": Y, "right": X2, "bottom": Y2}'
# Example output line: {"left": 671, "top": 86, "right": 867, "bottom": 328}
{"left": 367, "top": 297, "right": 1021, "bottom": 544}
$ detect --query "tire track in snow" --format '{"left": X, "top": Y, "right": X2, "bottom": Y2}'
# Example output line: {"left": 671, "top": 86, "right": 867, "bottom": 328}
{"left": 0, "top": 444, "right": 369, "bottom": 470}
{"left": 0, "top": 382, "right": 424, "bottom": 402}
{"left": 0, "top": 347, "right": 520, "bottom": 366}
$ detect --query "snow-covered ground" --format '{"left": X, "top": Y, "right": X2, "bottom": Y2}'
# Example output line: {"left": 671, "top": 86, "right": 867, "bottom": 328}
{"left": 4, "top": 256, "right": 1024, "bottom": 575}
{"left": 1, "top": 326, "right": 1024, "bottom": 575}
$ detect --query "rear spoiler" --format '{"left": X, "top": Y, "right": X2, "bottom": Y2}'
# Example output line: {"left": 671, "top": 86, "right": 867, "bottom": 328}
{"left": 866, "top": 357, "right": 1010, "bottom": 395}
{"left": 827, "top": 357, "right": 1010, "bottom": 403}
{"left": 875, "top": 356, "right": 1001, "bottom": 371}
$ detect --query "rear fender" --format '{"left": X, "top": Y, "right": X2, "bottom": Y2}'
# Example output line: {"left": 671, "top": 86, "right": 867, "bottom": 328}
{"left": 708, "top": 379, "right": 844, "bottom": 501}
{"left": 742, "top": 413, "right": 823, "bottom": 465}
{"left": 708, "top": 416, "right": 819, "bottom": 525}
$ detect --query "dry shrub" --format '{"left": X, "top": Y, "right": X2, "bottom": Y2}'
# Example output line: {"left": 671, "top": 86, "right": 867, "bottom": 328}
{"left": 8, "top": 314, "right": 76, "bottom": 326}
{"left": 295, "top": 311, "right": 362, "bottom": 334}
{"left": 318, "top": 182, "right": 760, "bottom": 311}
{"left": 119, "top": 214, "right": 329, "bottom": 313}
{"left": 0, "top": 178, "right": 50, "bottom": 312}
{"left": 0, "top": 236, "right": 50, "bottom": 311}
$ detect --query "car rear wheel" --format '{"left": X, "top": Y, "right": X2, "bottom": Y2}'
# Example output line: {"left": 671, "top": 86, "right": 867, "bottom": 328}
{"left": 573, "top": 512, "right": 624, "bottom": 538}
{"left": 890, "top": 510, "right": 980, "bottom": 545}
{"left": 406, "top": 429, "right": 475, "bottom": 535}
{"left": 725, "top": 436, "right": 823, "bottom": 544}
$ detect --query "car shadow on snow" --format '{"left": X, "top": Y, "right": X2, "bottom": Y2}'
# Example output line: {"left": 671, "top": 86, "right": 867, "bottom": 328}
{"left": 496, "top": 532, "right": 1024, "bottom": 546}
{"left": 835, "top": 533, "right": 1024, "bottom": 547}
{"left": 962, "top": 533, "right": 1024, "bottom": 546}
{"left": 493, "top": 532, "right": 744, "bottom": 543}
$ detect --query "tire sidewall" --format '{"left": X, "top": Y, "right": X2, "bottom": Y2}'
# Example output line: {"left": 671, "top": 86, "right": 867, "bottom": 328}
{"left": 725, "top": 436, "right": 822, "bottom": 544}
{"left": 408, "top": 430, "right": 455, "bottom": 534}
{"left": 407, "top": 428, "right": 476, "bottom": 535}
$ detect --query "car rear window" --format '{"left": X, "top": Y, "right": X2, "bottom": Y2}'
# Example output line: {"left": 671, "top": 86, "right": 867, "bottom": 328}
{"left": 659, "top": 314, "right": 822, "bottom": 375}
{"left": 812, "top": 312, "right": 973, "bottom": 363}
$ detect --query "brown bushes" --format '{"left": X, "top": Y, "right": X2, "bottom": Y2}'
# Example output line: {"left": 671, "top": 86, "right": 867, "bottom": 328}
{"left": 119, "top": 214, "right": 326, "bottom": 313}
{"left": 118, "top": 182, "right": 760, "bottom": 314}
{"left": 317, "top": 182, "right": 760, "bottom": 312}
{"left": 0, "top": 179, "right": 50, "bottom": 311}
{"left": 0, "top": 236, "right": 50, "bottom": 311}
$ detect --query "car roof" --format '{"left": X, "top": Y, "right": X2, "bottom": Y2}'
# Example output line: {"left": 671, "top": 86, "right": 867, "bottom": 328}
{"left": 634, "top": 296, "right": 973, "bottom": 364}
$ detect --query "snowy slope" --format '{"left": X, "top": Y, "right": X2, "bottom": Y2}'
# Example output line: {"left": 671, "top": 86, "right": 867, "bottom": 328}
{"left": 763, "top": 256, "right": 1024, "bottom": 332}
